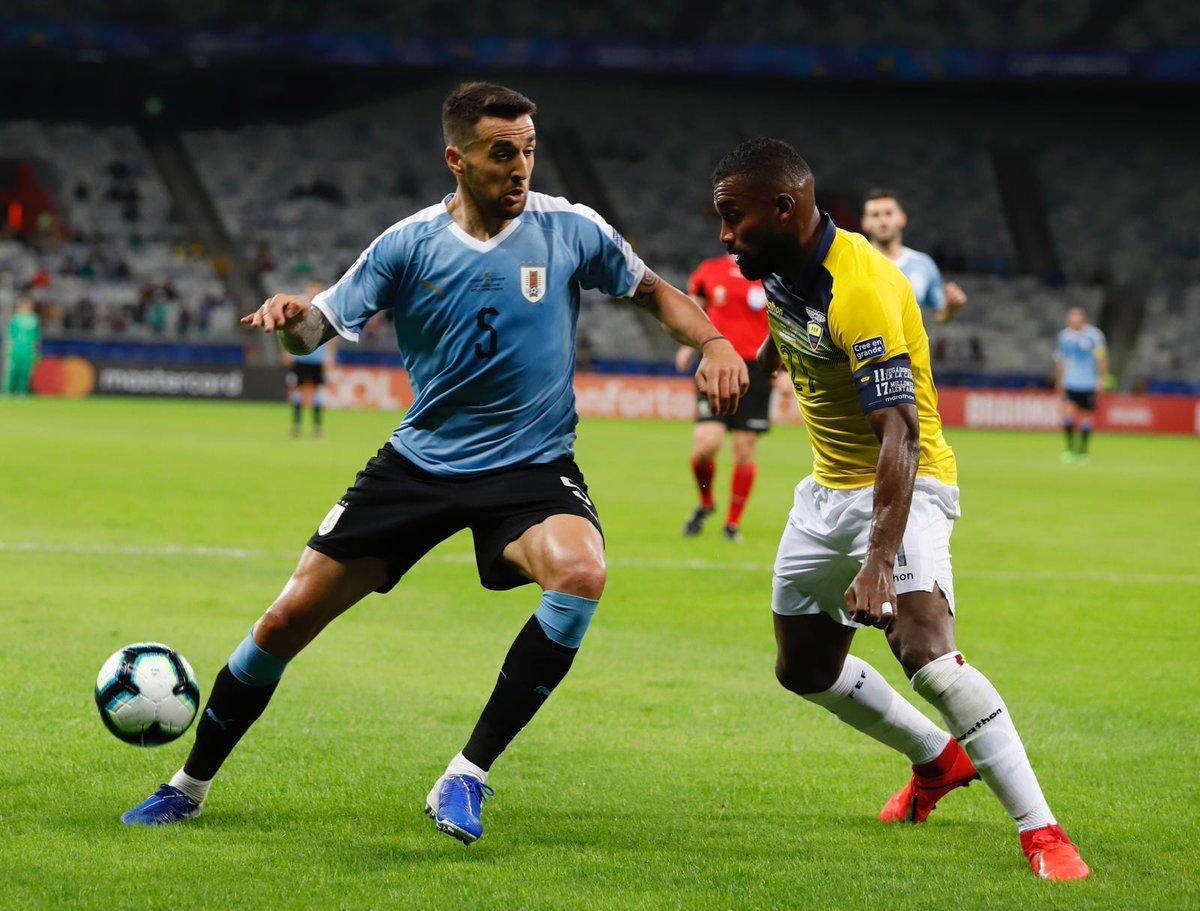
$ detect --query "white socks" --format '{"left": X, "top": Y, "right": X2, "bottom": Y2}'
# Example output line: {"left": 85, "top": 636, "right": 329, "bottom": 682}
{"left": 911, "top": 652, "right": 1055, "bottom": 832}
{"left": 444, "top": 751, "right": 489, "bottom": 785}
{"left": 803, "top": 656, "right": 951, "bottom": 765}
{"left": 169, "top": 769, "right": 213, "bottom": 805}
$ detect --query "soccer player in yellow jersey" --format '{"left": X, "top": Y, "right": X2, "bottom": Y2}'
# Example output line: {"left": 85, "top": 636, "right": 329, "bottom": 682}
{"left": 711, "top": 138, "right": 1089, "bottom": 882}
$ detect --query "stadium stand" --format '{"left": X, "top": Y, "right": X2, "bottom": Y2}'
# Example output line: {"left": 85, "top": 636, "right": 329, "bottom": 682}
{"left": 0, "top": 121, "right": 234, "bottom": 338}
{"left": 2, "top": 0, "right": 1159, "bottom": 48}
{"left": 4, "top": 71, "right": 1199, "bottom": 387}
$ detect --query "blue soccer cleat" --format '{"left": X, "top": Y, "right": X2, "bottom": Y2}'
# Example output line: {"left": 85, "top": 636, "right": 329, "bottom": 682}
{"left": 121, "top": 784, "right": 201, "bottom": 826}
{"left": 424, "top": 774, "right": 494, "bottom": 844}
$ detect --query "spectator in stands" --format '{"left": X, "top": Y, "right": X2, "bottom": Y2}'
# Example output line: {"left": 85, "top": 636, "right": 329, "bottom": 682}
{"left": 254, "top": 240, "right": 275, "bottom": 276}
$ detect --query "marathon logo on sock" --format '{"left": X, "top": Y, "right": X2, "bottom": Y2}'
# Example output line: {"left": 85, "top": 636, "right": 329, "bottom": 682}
{"left": 957, "top": 707, "right": 1004, "bottom": 739}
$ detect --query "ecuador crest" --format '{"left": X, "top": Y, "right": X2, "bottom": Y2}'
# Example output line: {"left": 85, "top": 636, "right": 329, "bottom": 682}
{"left": 807, "top": 319, "right": 824, "bottom": 350}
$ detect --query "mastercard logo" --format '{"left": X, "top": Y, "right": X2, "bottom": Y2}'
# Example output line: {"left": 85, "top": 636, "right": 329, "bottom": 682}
{"left": 31, "top": 357, "right": 96, "bottom": 398}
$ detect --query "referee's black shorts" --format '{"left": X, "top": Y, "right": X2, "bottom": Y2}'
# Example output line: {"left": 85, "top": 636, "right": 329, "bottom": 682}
{"left": 307, "top": 445, "right": 602, "bottom": 593}
{"left": 696, "top": 358, "right": 773, "bottom": 433}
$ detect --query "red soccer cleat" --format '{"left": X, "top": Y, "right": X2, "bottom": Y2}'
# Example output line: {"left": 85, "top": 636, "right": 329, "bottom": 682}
{"left": 879, "top": 738, "right": 980, "bottom": 823}
{"left": 1021, "top": 824, "right": 1091, "bottom": 881}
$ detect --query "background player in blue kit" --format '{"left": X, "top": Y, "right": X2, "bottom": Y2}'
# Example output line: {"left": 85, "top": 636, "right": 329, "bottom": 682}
{"left": 119, "top": 82, "right": 748, "bottom": 842}
{"left": 861, "top": 189, "right": 967, "bottom": 324}
{"left": 1055, "top": 306, "right": 1107, "bottom": 463}
{"left": 283, "top": 279, "right": 336, "bottom": 438}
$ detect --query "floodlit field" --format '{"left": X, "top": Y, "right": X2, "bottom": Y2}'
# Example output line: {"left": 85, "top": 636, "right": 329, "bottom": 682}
{"left": 2, "top": 397, "right": 1197, "bottom": 910}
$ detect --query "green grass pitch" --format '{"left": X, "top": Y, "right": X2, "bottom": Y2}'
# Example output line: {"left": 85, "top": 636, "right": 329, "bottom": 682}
{"left": 2, "top": 397, "right": 1197, "bottom": 910}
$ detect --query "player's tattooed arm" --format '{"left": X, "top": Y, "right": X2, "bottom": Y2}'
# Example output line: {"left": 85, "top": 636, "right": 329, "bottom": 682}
{"left": 844, "top": 405, "right": 920, "bottom": 629}
{"left": 630, "top": 268, "right": 749, "bottom": 415}
{"left": 240, "top": 294, "right": 337, "bottom": 354}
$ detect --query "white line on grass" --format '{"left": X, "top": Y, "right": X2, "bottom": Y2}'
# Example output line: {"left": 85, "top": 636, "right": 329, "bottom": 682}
{"left": 1, "top": 540, "right": 1197, "bottom": 586}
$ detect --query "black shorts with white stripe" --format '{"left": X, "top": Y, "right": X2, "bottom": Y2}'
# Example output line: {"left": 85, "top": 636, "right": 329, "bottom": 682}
{"left": 307, "top": 444, "right": 602, "bottom": 593}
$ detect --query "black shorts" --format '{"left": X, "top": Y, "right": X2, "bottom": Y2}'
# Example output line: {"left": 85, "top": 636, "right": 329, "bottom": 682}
{"left": 696, "top": 358, "right": 772, "bottom": 433}
{"left": 306, "top": 444, "right": 602, "bottom": 593}
{"left": 1065, "top": 390, "right": 1097, "bottom": 411}
{"left": 289, "top": 362, "right": 325, "bottom": 386}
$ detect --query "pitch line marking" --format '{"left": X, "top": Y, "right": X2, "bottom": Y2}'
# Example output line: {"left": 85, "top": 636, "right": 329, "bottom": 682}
{"left": 1, "top": 540, "right": 1197, "bottom": 586}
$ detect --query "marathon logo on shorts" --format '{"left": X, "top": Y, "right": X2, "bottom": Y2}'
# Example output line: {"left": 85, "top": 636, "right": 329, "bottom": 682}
{"left": 520, "top": 264, "right": 547, "bottom": 303}
{"left": 852, "top": 336, "right": 887, "bottom": 361}
{"left": 318, "top": 499, "right": 347, "bottom": 535}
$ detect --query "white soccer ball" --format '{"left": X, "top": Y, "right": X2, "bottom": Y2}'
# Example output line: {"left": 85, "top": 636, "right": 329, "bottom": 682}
{"left": 94, "top": 642, "right": 200, "bottom": 746}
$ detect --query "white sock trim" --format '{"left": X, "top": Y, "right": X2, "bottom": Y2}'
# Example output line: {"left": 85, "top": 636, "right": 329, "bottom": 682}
{"left": 169, "top": 769, "right": 212, "bottom": 804}
{"left": 444, "top": 751, "right": 488, "bottom": 785}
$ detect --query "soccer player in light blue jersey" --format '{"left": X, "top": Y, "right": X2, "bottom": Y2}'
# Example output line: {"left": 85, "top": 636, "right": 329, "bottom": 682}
{"left": 861, "top": 190, "right": 966, "bottom": 324}
{"left": 120, "top": 82, "right": 748, "bottom": 842}
{"left": 1054, "top": 307, "right": 1107, "bottom": 463}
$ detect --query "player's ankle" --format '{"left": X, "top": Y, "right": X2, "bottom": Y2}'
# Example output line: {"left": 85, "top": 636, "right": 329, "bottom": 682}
{"left": 170, "top": 768, "right": 212, "bottom": 804}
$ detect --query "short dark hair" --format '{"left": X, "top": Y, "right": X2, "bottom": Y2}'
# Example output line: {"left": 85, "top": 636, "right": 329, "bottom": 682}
{"left": 442, "top": 82, "right": 537, "bottom": 146}
{"left": 864, "top": 188, "right": 902, "bottom": 208}
{"left": 712, "top": 137, "right": 812, "bottom": 189}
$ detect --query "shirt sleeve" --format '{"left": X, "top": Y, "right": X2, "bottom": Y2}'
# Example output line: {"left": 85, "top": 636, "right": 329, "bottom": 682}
{"left": 1054, "top": 331, "right": 1066, "bottom": 363}
{"left": 924, "top": 257, "right": 946, "bottom": 312}
{"left": 569, "top": 204, "right": 647, "bottom": 298}
{"left": 686, "top": 262, "right": 707, "bottom": 299}
{"left": 1093, "top": 329, "right": 1108, "bottom": 358}
{"left": 311, "top": 227, "right": 407, "bottom": 342}
{"left": 828, "top": 278, "right": 915, "bottom": 414}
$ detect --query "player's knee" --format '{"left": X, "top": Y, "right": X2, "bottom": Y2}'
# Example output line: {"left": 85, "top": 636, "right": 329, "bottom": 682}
{"left": 255, "top": 583, "right": 328, "bottom": 657}
{"left": 775, "top": 654, "right": 839, "bottom": 696}
{"left": 255, "top": 604, "right": 309, "bottom": 657}
{"left": 544, "top": 556, "right": 606, "bottom": 601}
{"left": 894, "top": 640, "right": 948, "bottom": 679}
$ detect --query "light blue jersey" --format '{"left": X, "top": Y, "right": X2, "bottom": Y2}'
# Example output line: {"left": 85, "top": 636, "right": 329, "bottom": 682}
{"left": 1055, "top": 324, "right": 1107, "bottom": 392}
{"left": 313, "top": 192, "right": 645, "bottom": 475}
{"left": 291, "top": 348, "right": 326, "bottom": 365}
{"left": 895, "top": 247, "right": 945, "bottom": 315}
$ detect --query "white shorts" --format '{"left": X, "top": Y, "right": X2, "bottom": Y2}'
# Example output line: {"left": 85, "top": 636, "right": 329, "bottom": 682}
{"left": 772, "top": 476, "right": 961, "bottom": 627}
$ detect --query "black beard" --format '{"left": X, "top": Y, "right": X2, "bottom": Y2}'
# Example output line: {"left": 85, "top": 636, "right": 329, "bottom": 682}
{"left": 733, "top": 254, "right": 768, "bottom": 280}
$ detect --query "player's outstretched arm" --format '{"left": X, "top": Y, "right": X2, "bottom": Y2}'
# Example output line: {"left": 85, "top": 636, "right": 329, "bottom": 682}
{"left": 935, "top": 282, "right": 967, "bottom": 324}
{"left": 632, "top": 269, "right": 748, "bottom": 415}
{"left": 241, "top": 295, "right": 337, "bottom": 355}
{"left": 844, "top": 404, "right": 920, "bottom": 629}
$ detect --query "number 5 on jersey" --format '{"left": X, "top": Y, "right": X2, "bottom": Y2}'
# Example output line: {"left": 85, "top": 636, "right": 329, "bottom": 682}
{"left": 475, "top": 307, "right": 499, "bottom": 359}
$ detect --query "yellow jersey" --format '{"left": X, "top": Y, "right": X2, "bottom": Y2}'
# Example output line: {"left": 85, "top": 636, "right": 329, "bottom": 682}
{"left": 763, "top": 215, "right": 956, "bottom": 489}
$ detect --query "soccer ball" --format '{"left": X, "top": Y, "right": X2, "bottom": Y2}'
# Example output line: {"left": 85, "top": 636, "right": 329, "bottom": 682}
{"left": 94, "top": 643, "right": 200, "bottom": 746}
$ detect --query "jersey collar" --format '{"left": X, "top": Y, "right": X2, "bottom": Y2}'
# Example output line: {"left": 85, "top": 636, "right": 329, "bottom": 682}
{"left": 773, "top": 211, "right": 836, "bottom": 297}
{"left": 442, "top": 193, "right": 525, "bottom": 253}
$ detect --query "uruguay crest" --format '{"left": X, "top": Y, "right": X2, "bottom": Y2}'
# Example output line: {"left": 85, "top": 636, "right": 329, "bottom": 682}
{"left": 807, "top": 320, "right": 824, "bottom": 350}
{"left": 520, "top": 264, "right": 547, "bottom": 303}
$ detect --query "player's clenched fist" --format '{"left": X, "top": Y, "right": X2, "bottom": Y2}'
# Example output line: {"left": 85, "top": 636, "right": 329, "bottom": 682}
{"left": 695, "top": 337, "right": 749, "bottom": 416}
{"left": 241, "top": 295, "right": 310, "bottom": 333}
{"left": 844, "top": 555, "right": 896, "bottom": 629}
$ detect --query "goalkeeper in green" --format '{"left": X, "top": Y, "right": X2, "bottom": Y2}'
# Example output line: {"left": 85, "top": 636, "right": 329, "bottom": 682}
{"left": 4, "top": 298, "right": 40, "bottom": 395}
